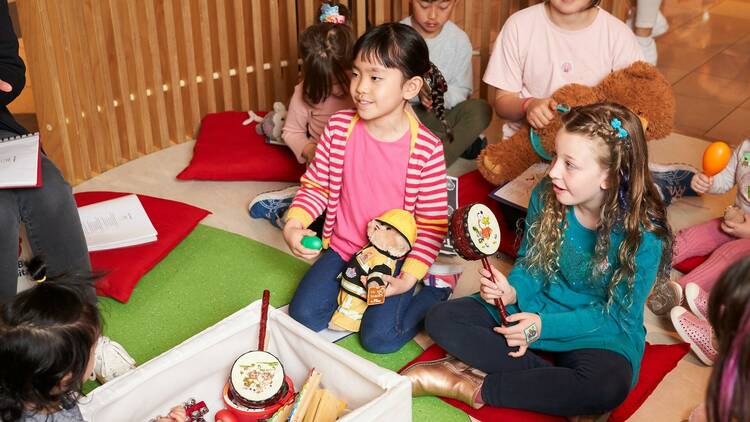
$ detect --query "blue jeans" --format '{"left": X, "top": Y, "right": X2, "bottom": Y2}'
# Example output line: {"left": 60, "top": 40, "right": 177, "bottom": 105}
{"left": 289, "top": 248, "right": 450, "bottom": 353}
{"left": 0, "top": 136, "right": 92, "bottom": 304}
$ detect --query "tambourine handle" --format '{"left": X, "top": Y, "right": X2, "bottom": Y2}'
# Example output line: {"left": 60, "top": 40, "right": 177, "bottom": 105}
{"left": 481, "top": 257, "right": 510, "bottom": 326}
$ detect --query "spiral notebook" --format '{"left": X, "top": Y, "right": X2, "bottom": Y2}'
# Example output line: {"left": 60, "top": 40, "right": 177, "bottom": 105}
{"left": 0, "top": 132, "right": 42, "bottom": 189}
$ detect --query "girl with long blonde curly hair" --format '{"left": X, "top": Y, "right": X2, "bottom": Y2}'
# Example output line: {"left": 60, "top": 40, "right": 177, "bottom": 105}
{"left": 403, "top": 102, "right": 673, "bottom": 418}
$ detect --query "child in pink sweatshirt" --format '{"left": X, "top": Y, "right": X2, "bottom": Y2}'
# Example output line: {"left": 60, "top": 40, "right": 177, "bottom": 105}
{"left": 249, "top": 2, "right": 354, "bottom": 228}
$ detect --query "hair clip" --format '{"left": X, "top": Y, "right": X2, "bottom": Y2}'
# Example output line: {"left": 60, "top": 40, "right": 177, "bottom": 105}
{"left": 320, "top": 4, "right": 345, "bottom": 24}
{"left": 610, "top": 118, "right": 629, "bottom": 139}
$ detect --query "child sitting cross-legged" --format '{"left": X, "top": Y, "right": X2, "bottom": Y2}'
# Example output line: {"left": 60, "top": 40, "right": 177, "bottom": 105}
{"left": 284, "top": 23, "right": 456, "bottom": 353}
{"left": 403, "top": 103, "right": 673, "bottom": 418}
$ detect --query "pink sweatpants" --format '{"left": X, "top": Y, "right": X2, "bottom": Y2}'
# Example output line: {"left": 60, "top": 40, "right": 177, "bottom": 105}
{"left": 672, "top": 218, "right": 750, "bottom": 291}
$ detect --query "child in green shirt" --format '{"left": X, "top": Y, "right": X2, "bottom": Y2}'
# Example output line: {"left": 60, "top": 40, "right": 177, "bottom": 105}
{"left": 403, "top": 103, "right": 673, "bottom": 418}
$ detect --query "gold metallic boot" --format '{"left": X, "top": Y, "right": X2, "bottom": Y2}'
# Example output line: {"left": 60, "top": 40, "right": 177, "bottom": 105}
{"left": 400, "top": 355, "right": 486, "bottom": 409}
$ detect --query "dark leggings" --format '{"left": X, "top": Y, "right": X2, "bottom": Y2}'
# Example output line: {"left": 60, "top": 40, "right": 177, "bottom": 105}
{"left": 0, "top": 129, "right": 93, "bottom": 304}
{"left": 425, "top": 297, "right": 632, "bottom": 416}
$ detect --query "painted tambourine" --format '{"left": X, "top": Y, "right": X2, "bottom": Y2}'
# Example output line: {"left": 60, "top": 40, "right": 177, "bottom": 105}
{"left": 449, "top": 203, "right": 509, "bottom": 325}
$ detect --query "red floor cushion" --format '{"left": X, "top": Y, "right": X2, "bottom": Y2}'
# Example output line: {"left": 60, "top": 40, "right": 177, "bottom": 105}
{"left": 177, "top": 111, "right": 306, "bottom": 182}
{"left": 674, "top": 255, "right": 709, "bottom": 274}
{"left": 75, "top": 192, "right": 210, "bottom": 303}
{"left": 458, "top": 169, "right": 521, "bottom": 257}
{"left": 400, "top": 342, "right": 689, "bottom": 422}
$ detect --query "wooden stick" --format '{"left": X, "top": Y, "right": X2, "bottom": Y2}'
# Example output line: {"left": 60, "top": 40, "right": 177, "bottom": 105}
{"left": 481, "top": 257, "right": 509, "bottom": 325}
{"left": 258, "top": 289, "right": 270, "bottom": 351}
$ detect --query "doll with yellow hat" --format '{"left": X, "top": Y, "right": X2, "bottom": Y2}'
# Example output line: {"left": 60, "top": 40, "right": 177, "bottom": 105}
{"left": 328, "top": 209, "right": 417, "bottom": 332}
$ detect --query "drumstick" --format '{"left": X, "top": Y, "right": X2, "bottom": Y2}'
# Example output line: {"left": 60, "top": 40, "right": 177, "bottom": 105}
{"left": 258, "top": 289, "right": 270, "bottom": 351}
{"left": 481, "top": 257, "right": 509, "bottom": 326}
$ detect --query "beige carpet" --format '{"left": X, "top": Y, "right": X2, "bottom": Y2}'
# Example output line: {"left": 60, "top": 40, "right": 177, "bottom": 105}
{"left": 74, "top": 132, "right": 731, "bottom": 421}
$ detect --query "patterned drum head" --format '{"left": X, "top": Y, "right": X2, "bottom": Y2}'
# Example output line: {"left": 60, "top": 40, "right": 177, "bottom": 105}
{"left": 230, "top": 350, "right": 285, "bottom": 405}
{"left": 463, "top": 203, "right": 501, "bottom": 256}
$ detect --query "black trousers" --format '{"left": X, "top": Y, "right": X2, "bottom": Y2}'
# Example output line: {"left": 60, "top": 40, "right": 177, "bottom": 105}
{"left": 425, "top": 297, "right": 633, "bottom": 416}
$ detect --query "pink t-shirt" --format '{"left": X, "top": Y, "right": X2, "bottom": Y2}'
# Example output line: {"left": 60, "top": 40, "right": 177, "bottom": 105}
{"left": 282, "top": 82, "right": 355, "bottom": 163}
{"left": 483, "top": 4, "right": 643, "bottom": 134}
{"left": 329, "top": 121, "right": 411, "bottom": 261}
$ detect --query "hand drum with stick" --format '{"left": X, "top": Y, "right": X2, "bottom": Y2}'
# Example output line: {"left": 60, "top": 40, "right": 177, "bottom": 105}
{"left": 449, "top": 203, "right": 510, "bottom": 325}
{"left": 224, "top": 290, "right": 295, "bottom": 419}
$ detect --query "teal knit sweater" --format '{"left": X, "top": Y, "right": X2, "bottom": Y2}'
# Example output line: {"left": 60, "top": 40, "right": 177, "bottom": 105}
{"left": 474, "top": 181, "right": 664, "bottom": 387}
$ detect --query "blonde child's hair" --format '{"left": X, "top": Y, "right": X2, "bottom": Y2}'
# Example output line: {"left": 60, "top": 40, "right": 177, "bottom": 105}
{"left": 521, "top": 102, "right": 673, "bottom": 308}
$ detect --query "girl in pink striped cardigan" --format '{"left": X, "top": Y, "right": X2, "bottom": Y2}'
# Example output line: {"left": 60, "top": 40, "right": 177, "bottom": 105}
{"left": 283, "top": 23, "right": 454, "bottom": 353}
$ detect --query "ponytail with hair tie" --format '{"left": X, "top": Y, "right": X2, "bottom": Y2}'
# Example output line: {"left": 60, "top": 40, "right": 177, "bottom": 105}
{"left": 320, "top": 3, "right": 346, "bottom": 24}
{"left": 26, "top": 256, "right": 47, "bottom": 282}
{"left": 421, "top": 62, "right": 453, "bottom": 143}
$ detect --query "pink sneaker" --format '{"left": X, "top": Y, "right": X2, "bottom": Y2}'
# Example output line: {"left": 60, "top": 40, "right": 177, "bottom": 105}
{"left": 685, "top": 282, "right": 709, "bottom": 321}
{"left": 671, "top": 306, "right": 717, "bottom": 366}
{"left": 424, "top": 263, "right": 463, "bottom": 291}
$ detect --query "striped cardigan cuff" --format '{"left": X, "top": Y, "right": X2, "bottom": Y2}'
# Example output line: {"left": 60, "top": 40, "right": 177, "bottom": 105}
{"left": 286, "top": 206, "right": 315, "bottom": 228}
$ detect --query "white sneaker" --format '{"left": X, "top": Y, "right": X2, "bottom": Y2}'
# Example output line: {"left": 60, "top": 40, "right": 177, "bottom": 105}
{"left": 626, "top": 10, "right": 669, "bottom": 37}
{"left": 94, "top": 336, "right": 136, "bottom": 383}
{"left": 653, "top": 11, "right": 669, "bottom": 37}
{"left": 637, "top": 36, "right": 658, "bottom": 65}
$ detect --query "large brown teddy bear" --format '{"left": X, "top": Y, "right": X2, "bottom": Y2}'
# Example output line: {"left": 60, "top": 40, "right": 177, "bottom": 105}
{"left": 477, "top": 62, "right": 675, "bottom": 186}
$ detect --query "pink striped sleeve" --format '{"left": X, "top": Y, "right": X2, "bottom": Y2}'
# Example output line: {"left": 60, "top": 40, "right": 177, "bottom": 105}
{"left": 402, "top": 136, "right": 449, "bottom": 279}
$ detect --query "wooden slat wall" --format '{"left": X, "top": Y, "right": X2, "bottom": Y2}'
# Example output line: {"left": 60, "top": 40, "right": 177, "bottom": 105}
{"left": 18, "top": 0, "right": 627, "bottom": 184}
